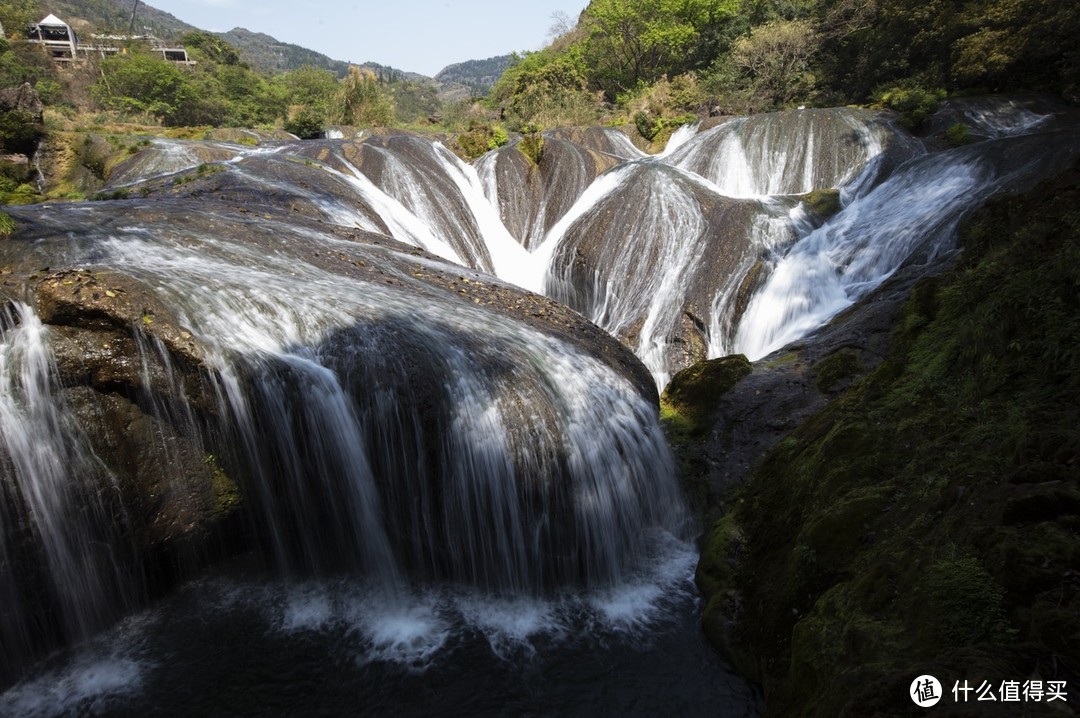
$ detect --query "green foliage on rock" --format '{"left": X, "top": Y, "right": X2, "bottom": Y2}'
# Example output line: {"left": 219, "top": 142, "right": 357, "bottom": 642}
{"left": 943, "top": 122, "right": 972, "bottom": 147}
{"left": 872, "top": 82, "right": 946, "bottom": 131}
{"left": 0, "top": 210, "right": 16, "bottom": 236}
{"left": 699, "top": 162, "right": 1080, "bottom": 715}
{"left": 452, "top": 122, "right": 509, "bottom": 160}
{"left": 518, "top": 132, "right": 544, "bottom": 165}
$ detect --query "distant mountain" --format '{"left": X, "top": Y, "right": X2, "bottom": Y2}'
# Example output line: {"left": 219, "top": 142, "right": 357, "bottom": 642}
{"left": 436, "top": 55, "right": 513, "bottom": 97}
{"left": 216, "top": 27, "right": 350, "bottom": 77}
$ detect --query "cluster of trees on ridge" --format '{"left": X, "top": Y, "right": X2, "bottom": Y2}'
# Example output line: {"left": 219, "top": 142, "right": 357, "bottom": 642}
{"left": 492, "top": 0, "right": 1080, "bottom": 135}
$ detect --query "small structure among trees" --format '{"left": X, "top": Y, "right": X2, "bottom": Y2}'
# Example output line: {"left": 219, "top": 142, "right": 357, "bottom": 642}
{"left": 25, "top": 14, "right": 77, "bottom": 61}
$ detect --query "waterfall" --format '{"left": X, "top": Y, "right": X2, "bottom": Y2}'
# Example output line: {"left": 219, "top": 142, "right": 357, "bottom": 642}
{"left": 32, "top": 140, "right": 46, "bottom": 194}
{"left": 733, "top": 130, "right": 1078, "bottom": 359}
{"left": 88, "top": 104, "right": 1080, "bottom": 386}
{"left": 666, "top": 108, "right": 915, "bottom": 197}
{"left": 0, "top": 304, "right": 138, "bottom": 673}
{"left": 3, "top": 98, "right": 1078, "bottom": 704}
{"left": 540, "top": 160, "right": 766, "bottom": 387}
{"left": 0, "top": 201, "right": 687, "bottom": 680}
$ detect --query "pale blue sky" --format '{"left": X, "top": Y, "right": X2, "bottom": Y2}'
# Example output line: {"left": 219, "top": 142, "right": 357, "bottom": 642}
{"left": 142, "top": 0, "right": 588, "bottom": 76}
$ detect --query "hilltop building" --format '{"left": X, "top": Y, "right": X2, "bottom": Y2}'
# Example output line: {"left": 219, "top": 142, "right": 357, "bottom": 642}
{"left": 25, "top": 13, "right": 194, "bottom": 65}
{"left": 25, "top": 14, "right": 78, "bottom": 60}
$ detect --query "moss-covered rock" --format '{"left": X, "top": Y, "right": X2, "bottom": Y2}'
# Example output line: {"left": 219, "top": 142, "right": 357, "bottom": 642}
{"left": 812, "top": 347, "right": 861, "bottom": 392}
{"left": 662, "top": 354, "right": 752, "bottom": 432}
{"left": 700, "top": 161, "right": 1080, "bottom": 715}
{"left": 661, "top": 355, "right": 752, "bottom": 510}
{"left": 800, "top": 188, "right": 841, "bottom": 218}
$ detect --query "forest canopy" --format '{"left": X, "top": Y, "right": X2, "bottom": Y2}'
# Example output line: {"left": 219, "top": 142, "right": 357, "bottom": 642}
{"left": 490, "top": 0, "right": 1080, "bottom": 130}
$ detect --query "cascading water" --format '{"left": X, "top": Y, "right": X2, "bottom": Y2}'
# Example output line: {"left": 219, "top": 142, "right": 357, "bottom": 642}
{"left": 539, "top": 159, "right": 777, "bottom": 387}
{"left": 733, "top": 127, "right": 1080, "bottom": 359}
{"left": 5, "top": 96, "right": 1077, "bottom": 715}
{"left": 0, "top": 200, "right": 701, "bottom": 710}
{"left": 0, "top": 304, "right": 138, "bottom": 673}
{"left": 666, "top": 108, "right": 919, "bottom": 197}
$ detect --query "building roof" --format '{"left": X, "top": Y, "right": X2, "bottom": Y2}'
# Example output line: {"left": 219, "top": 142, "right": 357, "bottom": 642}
{"left": 38, "top": 14, "right": 70, "bottom": 27}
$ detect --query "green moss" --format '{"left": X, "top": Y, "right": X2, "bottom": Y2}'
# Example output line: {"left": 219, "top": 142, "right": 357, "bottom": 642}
{"left": 697, "top": 512, "right": 747, "bottom": 661}
{"left": 764, "top": 350, "right": 798, "bottom": 369}
{"left": 661, "top": 354, "right": 752, "bottom": 432}
{"left": 920, "top": 556, "right": 1008, "bottom": 647}
{"left": 0, "top": 211, "right": 16, "bottom": 236}
{"left": 697, "top": 513, "right": 744, "bottom": 598}
{"left": 812, "top": 348, "right": 861, "bottom": 391}
{"left": 702, "top": 161, "right": 1080, "bottom": 715}
{"left": 800, "top": 188, "right": 841, "bottom": 218}
{"left": 659, "top": 355, "right": 752, "bottom": 511}
{"left": 944, "top": 122, "right": 973, "bottom": 147}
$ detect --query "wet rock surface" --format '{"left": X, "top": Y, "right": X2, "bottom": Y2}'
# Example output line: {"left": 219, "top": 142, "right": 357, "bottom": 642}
{"left": 686, "top": 159, "right": 1080, "bottom": 716}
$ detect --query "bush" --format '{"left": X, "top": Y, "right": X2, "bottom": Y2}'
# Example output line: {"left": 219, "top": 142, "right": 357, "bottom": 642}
{"left": 283, "top": 107, "right": 325, "bottom": 139}
{"left": 328, "top": 66, "right": 395, "bottom": 128}
{"left": 872, "top": 83, "right": 947, "bottom": 131}
{"left": 518, "top": 132, "right": 544, "bottom": 165}
{"left": 487, "top": 125, "right": 509, "bottom": 150}
{"left": 943, "top": 122, "right": 972, "bottom": 147}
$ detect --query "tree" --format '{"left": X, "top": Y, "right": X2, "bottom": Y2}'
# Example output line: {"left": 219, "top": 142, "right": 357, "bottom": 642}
{"left": 0, "top": 0, "right": 39, "bottom": 40}
{"left": 730, "top": 19, "right": 817, "bottom": 108}
{"left": 275, "top": 65, "right": 337, "bottom": 117}
{"left": 580, "top": 0, "right": 739, "bottom": 98}
{"left": 328, "top": 66, "right": 395, "bottom": 127}
{"left": 94, "top": 51, "right": 191, "bottom": 121}
{"left": 181, "top": 31, "right": 243, "bottom": 66}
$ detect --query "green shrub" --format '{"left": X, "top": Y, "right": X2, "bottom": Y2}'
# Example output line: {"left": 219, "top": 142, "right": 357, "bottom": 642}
{"left": 872, "top": 84, "right": 947, "bottom": 131}
{"left": 944, "top": 123, "right": 973, "bottom": 147}
{"left": 518, "top": 132, "right": 544, "bottom": 165}
{"left": 91, "top": 188, "right": 130, "bottom": 201}
{"left": 283, "top": 107, "right": 325, "bottom": 139}
{"left": 487, "top": 125, "right": 509, "bottom": 150}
